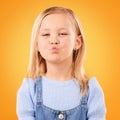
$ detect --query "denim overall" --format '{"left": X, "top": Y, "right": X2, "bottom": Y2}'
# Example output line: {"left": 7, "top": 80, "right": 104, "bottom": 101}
{"left": 35, "top": 77, "right": 88, "bottom": 120}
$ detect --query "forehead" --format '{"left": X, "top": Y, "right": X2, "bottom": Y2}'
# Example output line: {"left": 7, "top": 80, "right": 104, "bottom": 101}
{"left": 40, "top": 13, "right": 75, "bottom": 30}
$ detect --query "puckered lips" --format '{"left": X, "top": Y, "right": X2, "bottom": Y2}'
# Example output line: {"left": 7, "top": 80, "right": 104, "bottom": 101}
{"left": 48, "top": 46, "right": 60, "bottom": 53}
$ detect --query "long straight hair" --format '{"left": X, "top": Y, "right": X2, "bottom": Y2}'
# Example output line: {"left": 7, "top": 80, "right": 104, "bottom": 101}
{"left": 27, "top": 6, "right": 89, "bottom": 96}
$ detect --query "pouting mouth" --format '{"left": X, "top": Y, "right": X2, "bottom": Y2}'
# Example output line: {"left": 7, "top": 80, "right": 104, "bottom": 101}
{"left": 48, "top": 46, "right": 60, "bottom": 53}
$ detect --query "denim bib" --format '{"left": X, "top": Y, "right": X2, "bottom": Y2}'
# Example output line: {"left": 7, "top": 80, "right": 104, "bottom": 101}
{"left": 35, "top": 77, "right": 88, "bottom": 120}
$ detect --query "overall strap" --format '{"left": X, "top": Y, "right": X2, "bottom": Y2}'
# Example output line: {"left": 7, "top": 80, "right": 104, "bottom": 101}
{"left": 35, "top": 77, "right": 45, "bottom": 120}
{"left": 36, "top": 76, "right": 42, "bottom": 104}
{"left": 80, "top": 93, "right": 88, "bottom": 120}
{"left": 81, "top": 94, "right": 88, "bottom": 106}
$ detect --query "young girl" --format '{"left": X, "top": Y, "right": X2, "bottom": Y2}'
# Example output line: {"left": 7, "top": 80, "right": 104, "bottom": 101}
{"left": 16, "top": 6, "right": 106, "bottom": 120}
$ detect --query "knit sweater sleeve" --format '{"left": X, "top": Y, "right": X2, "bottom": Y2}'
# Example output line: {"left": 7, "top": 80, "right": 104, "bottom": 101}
{"left": 87, "top": 77, "right": 106, "bottom": 120}
{"left": 16, "top": 78, "right": 36, "bottom": 120}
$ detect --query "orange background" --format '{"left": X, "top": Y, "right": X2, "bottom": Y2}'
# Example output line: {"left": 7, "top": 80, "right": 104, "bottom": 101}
{"left": 0, "top": 0, "right": 120, "bottom": 119}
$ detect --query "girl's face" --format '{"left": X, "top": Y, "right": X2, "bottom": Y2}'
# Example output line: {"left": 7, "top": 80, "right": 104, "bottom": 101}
{"left": 37, "top": 13, "right": 81, "bottom": 64}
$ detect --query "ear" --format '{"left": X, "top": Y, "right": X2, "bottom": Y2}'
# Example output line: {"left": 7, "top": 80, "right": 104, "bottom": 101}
{"left": 74, "top": 35, "right": 82, "bottom": 50}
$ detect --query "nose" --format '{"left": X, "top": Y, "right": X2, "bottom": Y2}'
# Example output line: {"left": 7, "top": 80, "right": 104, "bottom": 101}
{"left": 49, "top": 38, "right": 60, "bottom": 44}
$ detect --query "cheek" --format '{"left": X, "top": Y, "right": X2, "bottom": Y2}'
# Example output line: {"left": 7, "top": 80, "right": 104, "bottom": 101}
{"left": 61, "top": 42, "right": 74, "bottom": 55}
{"left": 62, "top": 38, "right": 75, "bottom": 49}
{"left": 37, "top": 41, "right": 44, "bottom": 54}
{"left": 37, "top": 42, "right": 46, "bottom": 58}
{"left": 37, "top": 41, "right": 41, "bottom": 51}
{"left": 37, "top": 39, "right": 47, "bottom": 50}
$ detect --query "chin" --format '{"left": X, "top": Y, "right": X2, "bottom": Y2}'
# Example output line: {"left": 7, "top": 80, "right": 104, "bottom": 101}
{"left": 48, "top": 59, "right": 61, "bottom": 64}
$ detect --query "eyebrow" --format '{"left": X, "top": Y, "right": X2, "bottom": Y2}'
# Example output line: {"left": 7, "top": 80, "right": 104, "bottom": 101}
{"left": 58, "top": 28, "right": 68, "bottom": 30}
{"left": 40, "top": 28, "right": 49, "bottom": 31}
{"left": 40, "top": 27, "right": 68, "bottom": 32}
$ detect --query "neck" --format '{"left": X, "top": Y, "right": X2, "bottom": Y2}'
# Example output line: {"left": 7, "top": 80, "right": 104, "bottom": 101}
{"left": 45, "top": 60, "right": 73, "bottom": 81}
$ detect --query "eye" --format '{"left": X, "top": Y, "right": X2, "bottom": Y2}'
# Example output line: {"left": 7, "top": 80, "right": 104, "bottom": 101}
{"left": 41, "top": 33, "right": 50, "bottom": 36}
{"left": 59, "top": 33, "right": 68, "bottom": 36}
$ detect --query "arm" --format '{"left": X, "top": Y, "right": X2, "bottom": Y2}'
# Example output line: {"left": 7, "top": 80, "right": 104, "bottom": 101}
{"left": 16, "top": 78, "right": 35, "bottom": 120}
{"left": 87, "top": 77, "right": 106, "bottom": 120}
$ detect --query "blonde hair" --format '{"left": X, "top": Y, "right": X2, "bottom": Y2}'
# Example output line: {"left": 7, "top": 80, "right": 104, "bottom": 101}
{"left": 27, "top": 6, "right": 89, "bottom": 95}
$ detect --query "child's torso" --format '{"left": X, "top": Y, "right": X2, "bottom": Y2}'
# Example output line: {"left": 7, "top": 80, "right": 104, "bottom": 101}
{"left": 35, "top": 76, "right": 88, "bottom": 120}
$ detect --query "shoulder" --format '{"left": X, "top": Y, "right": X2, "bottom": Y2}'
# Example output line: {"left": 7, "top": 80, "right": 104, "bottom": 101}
{"left": 88, "top": 77, "right": 103, "bottom": 93}
{"left": 18, "top": 77, "right": 35, "bottom": 89}
{"left": 17, "top": 77, "right": 36, "bottom": 99}
{"left": 88, "top": 77, "right": 104, "bottom": 99}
